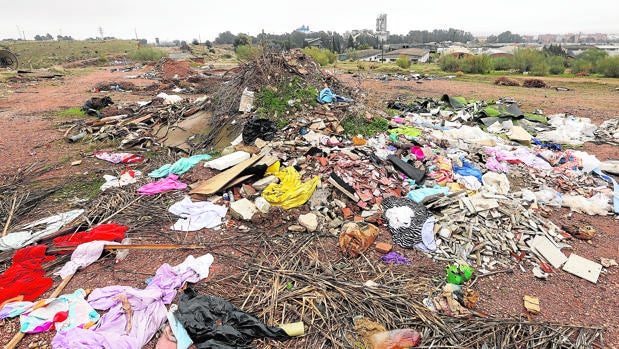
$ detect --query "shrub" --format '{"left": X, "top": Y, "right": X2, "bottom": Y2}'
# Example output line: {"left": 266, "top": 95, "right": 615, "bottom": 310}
{"left": 302, "top": 47, "right": 336, "bottom": 66}
{"left": 578, "top": 48, "right": 608, "bottom": 72}
{"left": 395, "top": 55, "right": 411, "bottom": 69}
{"left": 493, "top": 56, "right": 514, "bottom": 71}
{"left": 570, "top": 59, "right": 593, "bottom": 75}
{"left": 523, "top": 78, "right": 547, "bottom": 88}
{"left": 439, "top": 54, "right": 461, "bottom": 72}
{"left": 531, "top": 61, "right": 549, "bottom": 76}
{"left": 341, "top": 116, "right": 389, "bottom": 137}
{"left": 235, "top": 45, "right": 260, "bottom": 61}
{"left": 130, "top": 47, "right": 167, "bottom": 62}
{"left": 494, "top": 76, "right": 519, "bottom": 86}
{"left": 513, "top": 48, "right": 544, "bottom": 73}
{"left": 597, "top": 56, "right": 619, "bottom": 78}
{"left": 547, "top": 56, "right": 566, "bottom": 75}
{"left": 357, "top": 61, "right": 367, "bottom": 70}
{"left": 255, "top": 77, "right": 317, "bottom": 119}
{"left": 461, "top": 54, "right": 492, "bottom": 74}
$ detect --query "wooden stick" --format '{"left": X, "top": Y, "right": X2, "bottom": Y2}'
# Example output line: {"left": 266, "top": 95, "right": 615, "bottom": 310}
{"left": 47, "top": 243, "right": 208, "bottom": 254}
{"left": 3, "top": 273, "right": 75, "bottom": 349}
{"left": 1, "top": 194, "right": 17, "bottom": 237}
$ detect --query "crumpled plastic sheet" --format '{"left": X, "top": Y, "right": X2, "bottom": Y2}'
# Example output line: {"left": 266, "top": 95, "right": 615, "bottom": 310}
{"left": 174, "top": 287, "right": 291, "bottom": 349}
{"left": 137, "top": 174, "right": 187, "bottom": 195}
{"left": 0, "top": 209, "right": 84, "bottom": 251}
{"left": 262, "top": 166, "right": 320, "bottom": 209}
{"left": 242, "top": 118, "right": 277, "bottom": 145}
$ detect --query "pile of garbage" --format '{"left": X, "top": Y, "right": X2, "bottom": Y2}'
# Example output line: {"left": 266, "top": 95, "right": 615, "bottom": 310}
{"left": 1, "top": 50, "right": 616, "bottom": 348}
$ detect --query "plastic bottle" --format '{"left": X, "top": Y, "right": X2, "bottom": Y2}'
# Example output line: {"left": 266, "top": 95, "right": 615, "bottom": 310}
{"left": 115, "top": 238, "right": 132, "bottom": 264}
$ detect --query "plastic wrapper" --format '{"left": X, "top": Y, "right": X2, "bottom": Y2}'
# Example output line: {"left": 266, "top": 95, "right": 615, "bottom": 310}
{"left": 339, "top": 221, "right": 379, "bottom": 257}
{"left": 261, "top": 166, "right": 320, "bottom": 209}
{"left": 369, "top": 329, "right": 422, "bottom": 349}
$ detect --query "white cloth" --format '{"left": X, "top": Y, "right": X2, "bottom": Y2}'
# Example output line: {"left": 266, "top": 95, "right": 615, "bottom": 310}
{"left": 173, "top": 254, "right": 215, "bottom": 282}
{"left": 384, "top": 206, "right": 414, "bottom": 229}
{"left": 55, "top": 241, "right": 120, "bottom": 279}
{"left": 100, "top": 171, "right": 142, "bottom": 191}
{"left": 168, "top": 196, "right": 227, "bottom": 231}
{"left": 0, "top": 209, "right": 84, "bottom": 251}
{"left": 454, "top": 174, "right": 482, "bottom": 191}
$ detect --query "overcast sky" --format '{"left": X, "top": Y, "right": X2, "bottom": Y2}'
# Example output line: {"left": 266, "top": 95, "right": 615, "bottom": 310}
{"left": 1, "top": 0, "right": 617, "bottom": 42}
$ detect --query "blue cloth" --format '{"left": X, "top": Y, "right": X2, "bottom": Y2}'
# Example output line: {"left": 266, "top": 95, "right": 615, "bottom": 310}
{"left": 453, "top": 159, "right": 483, "bottom": 183}
{"left": 533, "top": 138, "right": 561, "bottom": 150}
{"left": 318, "top": 88, "right": 337, "bottom": 103}
{"left": 407, "top": 186, "right": 450, "bottom": 203}
{"left": 149, "top": 154, "right": 212, "bottom": 178}
{"left": 592, "top": 168, "right": 619, "bottom": 214}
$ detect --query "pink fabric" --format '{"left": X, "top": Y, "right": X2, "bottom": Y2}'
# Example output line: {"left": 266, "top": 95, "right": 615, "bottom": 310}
{"left": 94, "top": 152, "right": 144, "bottom": 164}
{"left": 485, "top": 156, "right": 509, "bottom": 173}
{"left": 137, "top": 174, "right": 187, "bottom": 195}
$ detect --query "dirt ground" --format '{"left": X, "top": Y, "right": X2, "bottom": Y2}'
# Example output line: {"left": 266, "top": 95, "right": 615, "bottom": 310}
{"left": 0, "top": 67, "right": 618, "bottom": 348}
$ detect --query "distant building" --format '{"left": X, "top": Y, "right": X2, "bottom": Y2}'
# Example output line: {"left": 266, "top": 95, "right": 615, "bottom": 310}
{"left": 438, "top": 46, "right": 473, "bottom": 58}
{"left": 295, "top": 25, "right": 310, "bottom": 34}
{"left": 376, "top": 13, "right": 389, "bottom": 42}
{"left": 304, "top": 38, "right": 322, "bottom": 48}
{"left": 383, "top": 48, "right": 430, "bottom": 63}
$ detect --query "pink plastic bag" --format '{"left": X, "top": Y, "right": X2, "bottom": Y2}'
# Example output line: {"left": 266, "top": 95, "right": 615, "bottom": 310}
{"left": 369, "top": 329, "right": 422, "bottom": 349}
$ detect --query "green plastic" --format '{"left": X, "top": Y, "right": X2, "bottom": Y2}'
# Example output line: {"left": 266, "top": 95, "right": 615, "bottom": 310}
{"left": 445, "top": 264, "right": 474, "bottom": 285}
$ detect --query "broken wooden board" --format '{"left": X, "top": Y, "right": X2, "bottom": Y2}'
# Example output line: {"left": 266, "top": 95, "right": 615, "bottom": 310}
{"left": 562, "top": 253, "right": 603, "bottom": 283}
{"left": 189, "top": 154, "right": 263, "bottom": 195}
{"left": 529, "top": 235, "right": 567, "bottom": 269}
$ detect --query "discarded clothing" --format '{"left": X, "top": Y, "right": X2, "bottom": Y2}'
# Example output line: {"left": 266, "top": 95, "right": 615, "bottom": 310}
{"left": 94, "top": 152, "right": 144, "bottom": 164}
{"left": 262, "top": 167, "right": 320, "bottom": 209}
{"left": 407, "top": 186, "right": 449, "bottom": 203}
{"left": 101, "top": 169, "right": 141, "bottom": 191}
{"left": 593, "top": 168, "right": 619, "bottom": 215}
{"left": 174, "top": 287, "right": 291, "bottom": 349}
{"left": 242, "top": 118, "right": 277, "bottom": 145}
{"left": 52, "top": 254, "right": 214, "bottom": 349}
{"left": 454, "top": 175, "right": 482, "bottom": 191}
{"left": 168, "top": 196, "right": 227, "bottom": 231}
{"left": 148, "top": 154, "right": 212, "bottom": 178}
{"left": 318, "top": 88, "right": 337, "bottom": 103}
{"left": 485, "top": 156, "right": 509, "bottom": 173}
{"left": 482, "top": 172, "right": 510, "bottom": 195}
{"left": 165, "top": 304, "right": 193, "bottom": 349}
{"left": 382, "top": 196, "right": 435, "bottom": 251}
{"left": 53, "top": 223, "right": 128, "bottom": 247}
{"left": 381, "top": 252, "right": 412, "bottom": 265}
{"left": 453, "top": 159, "right": 482, "bottom": 183}
{"left": 138, "top": 174, "right": 187, "bottom": 195}
{"left": 0, "top": 245, "right": 55, "bottom": 305}
{"left": 0, "top": 209, "right": 84, "bottom": 251}
{"left": 55, "top": 241, "right": 119, "bottom": 279}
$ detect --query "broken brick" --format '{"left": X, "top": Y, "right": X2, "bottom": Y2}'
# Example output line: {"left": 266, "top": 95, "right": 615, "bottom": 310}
{"left": 375, "top": 242, "right": 392, "bottom": 254}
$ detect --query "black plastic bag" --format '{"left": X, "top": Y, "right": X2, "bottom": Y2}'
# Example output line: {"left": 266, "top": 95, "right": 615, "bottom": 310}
{"left": 242, "top": 119, "right": 277, "bottom": 145}
{"left": 175, "top": 288, "right": 291, "bottom": 349}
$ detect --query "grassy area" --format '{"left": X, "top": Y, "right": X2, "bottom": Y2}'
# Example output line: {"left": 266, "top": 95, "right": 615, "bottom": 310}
{"left": 56, "top": 107, "right": 87, "bottom": 118}
{"left": 2, "top": 39, "right": 143, "bottom": 69}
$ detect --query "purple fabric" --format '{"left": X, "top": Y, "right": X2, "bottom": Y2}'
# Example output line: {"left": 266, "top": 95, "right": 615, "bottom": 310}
{"left": 485, "top": 156, "right": 509, "bottom": 173}
{"left": 381, "top": 252, "right": 412, "bottom": 265}
{"left": 52, "top": 255, "right": 211, "bottom": 349}
{"left": 137, "top": 174, "right": 187, "bottom": 195}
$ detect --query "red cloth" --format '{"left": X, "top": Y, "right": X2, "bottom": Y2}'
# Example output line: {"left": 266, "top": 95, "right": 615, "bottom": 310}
{"left": 52, "top": 223, "right": 128, "bottom": 247}
{"left": 0, "top": 245, "right": 56, "bottom": 304}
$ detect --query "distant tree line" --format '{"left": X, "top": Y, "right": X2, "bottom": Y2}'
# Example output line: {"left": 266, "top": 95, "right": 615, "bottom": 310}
{"left": 212, "top": 28, "right": 475, "bottom": 53}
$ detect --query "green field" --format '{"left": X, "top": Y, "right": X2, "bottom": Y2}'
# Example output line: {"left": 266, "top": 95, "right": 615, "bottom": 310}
{"left": 2, "top": 39, "right": 144, "bottom": 69}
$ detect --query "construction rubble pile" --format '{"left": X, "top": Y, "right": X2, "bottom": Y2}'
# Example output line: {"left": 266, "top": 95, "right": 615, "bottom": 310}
{"left": 0, "top": 50, "right": 616, "bottom": 348}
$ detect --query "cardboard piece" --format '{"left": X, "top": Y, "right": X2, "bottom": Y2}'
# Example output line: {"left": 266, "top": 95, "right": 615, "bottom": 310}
{"left": 189, "top": 154, "right": 263, "bottom": 195}
{"left": 562, "top": 253, "right": 603, "bottom": 283}
{"left": 154, "top": 110, "right": 211, "bottom": 151}
{"left": 529, "top": 235, "right": 567, "bottom": 269}
{"left": 523, "top": 295, "right": 540, "bottom": 314}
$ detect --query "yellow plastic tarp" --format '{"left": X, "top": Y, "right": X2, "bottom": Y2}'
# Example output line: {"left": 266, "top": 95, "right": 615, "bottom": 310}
{"left": 262, "top": 166, "right": 320, "bottom": 209}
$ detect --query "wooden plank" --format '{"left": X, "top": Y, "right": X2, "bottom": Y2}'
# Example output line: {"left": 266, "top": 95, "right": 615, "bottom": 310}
{"left": 189, "top": 155, "right": 263, "bottom": 195}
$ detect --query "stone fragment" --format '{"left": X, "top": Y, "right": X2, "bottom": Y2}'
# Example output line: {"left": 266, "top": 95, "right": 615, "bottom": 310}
{"left": 298, "top": 213, "right": 318, "bottom": 232}
{"left": 230, "top": 198, "right": 257, "bottom": 221}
